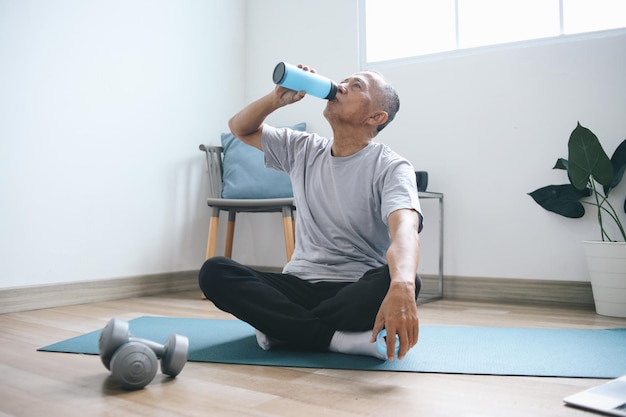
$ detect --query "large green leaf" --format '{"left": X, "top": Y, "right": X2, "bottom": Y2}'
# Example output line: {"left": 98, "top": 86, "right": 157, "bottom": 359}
{"left": 567, "top": 123, "right": 613, "bottom": 190}
{"left": 528, "top": 184, "right": 591, "bottom": 218}
{"left": 604, "top": 138, "right": 626, "bottom": 196}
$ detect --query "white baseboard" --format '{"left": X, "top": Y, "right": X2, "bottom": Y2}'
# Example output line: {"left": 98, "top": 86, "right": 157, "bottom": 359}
{"left": 0, "top": 268, "right": 595, "bottom": 314}
{"left": 420, "top": 274, "right": 594, "bottom": 308}
{"left": 0, "top": 270, "right": 199, "bottom": 314}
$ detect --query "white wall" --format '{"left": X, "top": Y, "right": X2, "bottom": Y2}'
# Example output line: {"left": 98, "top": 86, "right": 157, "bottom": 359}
{"left": 2, "top": 0, "right": 624, "bottom": 291}
{"left": 383, "top": 35, "right": 626, "bottom": 281}
{"left": 0, "top": 0, "right": 245, "bottom": 288}
{"left": 235, "top": 0, "right": 626, "bottom": 282}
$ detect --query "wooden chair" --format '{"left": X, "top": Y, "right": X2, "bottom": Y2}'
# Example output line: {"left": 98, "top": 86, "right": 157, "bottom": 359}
{"left": 199, "top": 144, "right": 296, "bottom": 261}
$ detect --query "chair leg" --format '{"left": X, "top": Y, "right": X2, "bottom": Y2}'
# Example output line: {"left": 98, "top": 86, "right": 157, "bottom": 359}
{"left": 225, "top": 210, "right": 236, "bottom": 258}
{"left": 206, "top": 207, "right": 220, "bottom": 260}
{"left": 282, "top": 207, "right": 295, "bottom": 261}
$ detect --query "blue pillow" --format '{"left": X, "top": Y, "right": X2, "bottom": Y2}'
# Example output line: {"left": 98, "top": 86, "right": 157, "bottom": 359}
{"left": 220, "top": 123, "right": 305, "bottom": 199}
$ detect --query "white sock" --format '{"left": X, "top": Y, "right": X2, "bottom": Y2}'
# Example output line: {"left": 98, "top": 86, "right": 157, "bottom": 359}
{"left": 328, "top": 330, "right": 386, "bottom": 360}
{"left": 255, "top": 330, "right": 286, "bottom": 351}
{"left": 255, "top": 330, "right": 272, "bottom": 350}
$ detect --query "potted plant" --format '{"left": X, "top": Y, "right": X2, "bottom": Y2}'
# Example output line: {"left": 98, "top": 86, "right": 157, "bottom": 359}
{"left": 529, "top": 122, "right": 626, "bottom": 317}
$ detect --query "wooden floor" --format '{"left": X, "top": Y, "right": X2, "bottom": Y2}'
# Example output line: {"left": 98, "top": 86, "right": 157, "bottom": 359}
{"left": 1, "top": 291, "right": 625, "bottom": 417}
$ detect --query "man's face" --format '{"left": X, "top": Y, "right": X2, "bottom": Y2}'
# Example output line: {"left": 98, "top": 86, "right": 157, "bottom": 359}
{"left": 323, "top": 71, "right": 385, "bottom": 129}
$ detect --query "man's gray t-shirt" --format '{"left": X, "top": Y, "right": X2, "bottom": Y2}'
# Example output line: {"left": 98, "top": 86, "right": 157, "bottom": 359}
{"left": 262, "top": 125, "right": 422, "bottom": 283}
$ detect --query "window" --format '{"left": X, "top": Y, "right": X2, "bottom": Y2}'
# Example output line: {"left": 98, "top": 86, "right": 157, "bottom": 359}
{"left": 363, "top": 0, "right": 626, "bottom": 64}
{"left": 458, "top": 0, "right": 559, "bottom": 49}
{"left": 563, "top": 0, "right": 626, "bottom": 34}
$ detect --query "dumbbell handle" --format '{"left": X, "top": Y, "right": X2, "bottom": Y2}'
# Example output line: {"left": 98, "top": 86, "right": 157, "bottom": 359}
{"left": 129, "top": 336, "right": 166, "bottom": 358}
{"left": 132, "top": 333, "right": 188, "bottom": 377}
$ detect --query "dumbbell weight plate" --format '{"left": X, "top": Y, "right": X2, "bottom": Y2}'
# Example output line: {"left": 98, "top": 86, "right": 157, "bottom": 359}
{"left": 98, "top": 318, "right": 130, "bottom": 370}
{"left": 110, "top": 342, "right": 158, "bottom": 390}
{"left": 160, "top": 333, "right": 189, "bottom": 377}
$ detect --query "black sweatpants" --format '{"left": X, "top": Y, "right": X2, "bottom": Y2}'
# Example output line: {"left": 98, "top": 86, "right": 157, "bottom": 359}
{"left": 198, "top": 256, "right": 421, "bottom": 351}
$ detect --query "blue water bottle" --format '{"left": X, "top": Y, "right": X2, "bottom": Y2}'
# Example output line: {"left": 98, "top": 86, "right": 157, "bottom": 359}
{"left": 272, "top": 62, "right": 338, "bottom": 100}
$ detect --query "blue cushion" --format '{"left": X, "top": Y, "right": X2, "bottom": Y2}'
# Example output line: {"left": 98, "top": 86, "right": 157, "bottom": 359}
{"left": 220, "top": 123, "right": 305, "bottom": 199}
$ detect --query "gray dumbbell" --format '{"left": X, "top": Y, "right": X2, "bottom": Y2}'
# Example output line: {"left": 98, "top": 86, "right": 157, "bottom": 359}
{"left": 110, "top": 341, "right": 159, "bottom": 390}
{"left": 98, "top": 318, "right": 189, "bottom": 385}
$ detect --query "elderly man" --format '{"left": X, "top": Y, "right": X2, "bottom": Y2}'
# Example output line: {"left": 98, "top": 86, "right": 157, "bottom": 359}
{"left": 199, "top": 66, "right": 422, "bottom": 361}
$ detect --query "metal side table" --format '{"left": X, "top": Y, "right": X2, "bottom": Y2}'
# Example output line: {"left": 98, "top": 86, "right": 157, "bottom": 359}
{"left": 417, "top": 191, "right": 444, "bottom": 304}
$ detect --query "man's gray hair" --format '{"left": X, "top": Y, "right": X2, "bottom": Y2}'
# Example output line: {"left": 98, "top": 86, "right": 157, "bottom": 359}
{"left": 376, "top": 82, "right": 400, "bottom": 133}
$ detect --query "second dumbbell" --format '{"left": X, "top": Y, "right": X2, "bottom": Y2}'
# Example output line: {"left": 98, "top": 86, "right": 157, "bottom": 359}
{"left": 98, "top": 318, "right": 189, "bottom": 388}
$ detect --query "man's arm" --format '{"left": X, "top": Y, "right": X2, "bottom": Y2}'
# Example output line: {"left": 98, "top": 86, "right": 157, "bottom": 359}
{"left": 371, "top": 208, "right": 421, "bottom": 360}
{"left": 228, "top": 86, "right": 306, "bottom": 150}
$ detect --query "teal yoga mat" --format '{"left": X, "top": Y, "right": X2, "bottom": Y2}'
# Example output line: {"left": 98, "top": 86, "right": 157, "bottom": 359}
{"left": 38, "top": 317, "right": 626, "bottom": 378}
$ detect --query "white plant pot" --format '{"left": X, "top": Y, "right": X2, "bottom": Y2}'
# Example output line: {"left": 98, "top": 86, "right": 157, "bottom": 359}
{"left": 583, "top": 241, "right": 626, "bottom": 318}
